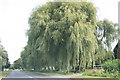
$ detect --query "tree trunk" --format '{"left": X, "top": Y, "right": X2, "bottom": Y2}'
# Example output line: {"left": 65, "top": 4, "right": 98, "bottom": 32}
{"left": 73, "top": 66, "right": 76, "bottom": 73}
{"left": 2, "top": 66, "right": 4, "bottom": 71}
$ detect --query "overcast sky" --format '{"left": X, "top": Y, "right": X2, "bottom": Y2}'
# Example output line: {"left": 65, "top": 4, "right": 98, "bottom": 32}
{"left": 0, "top": 0, "right": 119, "bottom": 64}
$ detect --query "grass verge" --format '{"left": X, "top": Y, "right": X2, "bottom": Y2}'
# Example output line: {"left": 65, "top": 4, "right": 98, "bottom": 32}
{"left": 23, "top": 70, "right": 74, "bottom": 76}
{"left": 83, "top": 72, "right": 118, "bottom": 78}
{"left": 72, "top": 69, "right": 119, "bottom": 79}
{"left": 0, "top": 70, "right": 12, "bottom": 79}
{"left": 23, "top": 69, "right": 119, "bottom": 79}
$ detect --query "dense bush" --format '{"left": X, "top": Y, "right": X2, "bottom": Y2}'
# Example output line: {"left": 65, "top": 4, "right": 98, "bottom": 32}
{"left": 102, "top": 59, "right": 119, "bottom": 73}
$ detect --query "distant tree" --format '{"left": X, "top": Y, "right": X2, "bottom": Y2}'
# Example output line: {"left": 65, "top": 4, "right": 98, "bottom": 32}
{"left": 94, "top": 20, "right": 118, "bottom": 65}
{"left": 13, "top": 58, "right": 22, "bottom": 69}
{"left": 21, "top": 47, "right": 30, "bottom": 70}
{"left": 96, "top": 20, "right": 118, "bottom": 51}
{"left": 9, "top": 64, "right": 14, "bottom": 69}
{"left": 0, "top": 41, "right": 10, "bottom": 71}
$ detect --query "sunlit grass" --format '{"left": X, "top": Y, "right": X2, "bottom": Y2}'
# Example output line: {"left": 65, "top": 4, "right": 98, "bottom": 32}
{"left": 24, "top": 70, "right": 74, "bottom": 76}
{"left": 23, "top": 69, "right": 119, "bottom": 79}
{"left": 72, "top": 76, "right": 105, "bottom": 78}
{"left": 81, "top": 69, "right": 119, "bottom": 79}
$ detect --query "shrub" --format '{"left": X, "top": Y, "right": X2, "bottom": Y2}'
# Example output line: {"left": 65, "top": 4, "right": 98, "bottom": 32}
{"left": 102, "top": 59, "right": 119, "bottom": 73}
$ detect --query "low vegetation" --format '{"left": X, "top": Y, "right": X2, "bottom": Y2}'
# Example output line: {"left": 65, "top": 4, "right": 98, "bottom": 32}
{"left": 0, "top": 71, "right": 12, "bottom": 79}
{"left": 102, "top": 59, "right": 119, "bottom": 73}
{"left": 24, "top": 70, "right": 73, "bottom": 76}
{"left": 83, "top": 72, "right": 118, "bottom": 78}
{"left": 72, "top": 69, "right": 119, "bottom": 79}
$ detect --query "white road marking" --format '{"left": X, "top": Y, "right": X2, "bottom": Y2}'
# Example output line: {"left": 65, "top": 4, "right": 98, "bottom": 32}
{"left": 24, "top": 74, "right": 33, "bottom": 78}
{"left": 21, "top": 71, "right": 33, "bottom": 78}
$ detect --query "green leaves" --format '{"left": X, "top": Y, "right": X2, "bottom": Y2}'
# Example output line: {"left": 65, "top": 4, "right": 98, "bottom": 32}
{"left": 0, "top": 41, "right": 10, "bottom": 71}
{"left": 96, "top": 19, "right": 118, "bottom": 50}
{"left": 102, "top": 59, "right": 120, "bottom": 73}
{"left": 13, "top": 58, "right": 22, "bottom": 69}
{"left": 20, "top": 2, "right": 118, "bottom": 72}
{"left": 22, "top": 2, "right": 98, "bottom": 71}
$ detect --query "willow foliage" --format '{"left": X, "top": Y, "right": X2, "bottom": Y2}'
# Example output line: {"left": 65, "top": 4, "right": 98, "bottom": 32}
{"left": 21, "top": 2, "right": 98, "bottom": 71}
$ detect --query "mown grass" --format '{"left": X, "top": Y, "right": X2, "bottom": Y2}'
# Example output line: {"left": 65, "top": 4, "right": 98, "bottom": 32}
{"left": 23, "top": 69, "right": 119, "bottom": 79}
{"left": 24, "top": 70, "right": 74, "bottom": 76}
{"left": 71, "top": 69, "right": 119, "bottom": 80}
{"left": 0, "top": 70, "right": 12, "bottom": 79}
{"left": 71, "top": 77, "right": 119, "bottom": 80}
{"left": 72, "top": 75, "right": 118, "bottom": 80}
{"left": 83, "top": 72, "right": 118, "bottom": 78}
{"left": 82, "top": 69, "right": 118, "bottom": 78}
{"left": 72, "top": 76, "right": 108, "bottom": 78}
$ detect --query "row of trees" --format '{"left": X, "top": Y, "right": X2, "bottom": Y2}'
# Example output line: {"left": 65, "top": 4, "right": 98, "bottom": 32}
{"left": 13, "top": 58, "right": 22, "bottom": 69}
{"left": 0, "top": 41, "right": 10, "bottom": 71}
{"left": 17, "top": 2, "right": 118, "bottom": 72}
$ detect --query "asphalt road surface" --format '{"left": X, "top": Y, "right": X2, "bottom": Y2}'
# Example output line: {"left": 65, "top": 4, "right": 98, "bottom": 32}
{"left": 7, "top": 70, "right": 51, "bottom": 78}
{"left": 6, "top": 70, "right": 83, "bottom": 78}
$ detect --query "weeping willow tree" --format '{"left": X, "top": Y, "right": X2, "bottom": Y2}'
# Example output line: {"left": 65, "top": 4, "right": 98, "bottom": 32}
{"left": 21, "top": 2, "right": 98, "bottom": 72}
{"left": 21, "top": 1, "right": 118, "bottom": 72}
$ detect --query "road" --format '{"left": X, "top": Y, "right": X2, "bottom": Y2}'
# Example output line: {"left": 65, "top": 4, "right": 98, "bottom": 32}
{"left": 6, "top": 70, "right": 83, "bottom": 78}
{"left": 6, "top": 70, "right": 51, "bottom": 78}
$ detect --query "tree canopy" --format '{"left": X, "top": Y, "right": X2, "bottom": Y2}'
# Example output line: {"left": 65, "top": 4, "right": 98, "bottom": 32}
{"left": 0, "top": 41, "right": 10, "bottom": 71}
{"left": 20, "top": 2, "right": 118, "bottom": 72}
